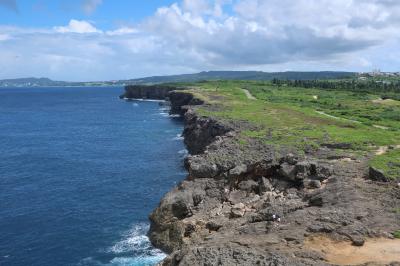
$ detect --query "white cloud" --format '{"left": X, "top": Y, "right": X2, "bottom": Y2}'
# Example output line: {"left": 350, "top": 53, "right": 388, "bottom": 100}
{"left": 106, "top": 27, "right": 139, "bottom": 36}
{"left": 0, "top": 33, "right": 11, "bottom": 41}
{"left": 54, "top": 19, "right": 102, "bottom": 34}
{"left": 0, "top": 0, "right": 400, "bottom": 81}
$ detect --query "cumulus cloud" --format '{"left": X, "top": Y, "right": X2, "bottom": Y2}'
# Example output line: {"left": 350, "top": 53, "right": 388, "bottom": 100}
{"left": 0, "top": 0, "right": 18, "bottom": 13}
{"left": 81, "top": 0, "right": 102, "bottom": 15}
{"left": 54, "top": 19, "right": 101, "bottom": 34}
{"left": 0, "top": 0, "right": 400, "bottom": 81}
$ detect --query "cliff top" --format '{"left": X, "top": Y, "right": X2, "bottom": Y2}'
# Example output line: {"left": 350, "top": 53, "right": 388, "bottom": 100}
{"left": 170, "top": 80, "right": 400, "bottom": 181}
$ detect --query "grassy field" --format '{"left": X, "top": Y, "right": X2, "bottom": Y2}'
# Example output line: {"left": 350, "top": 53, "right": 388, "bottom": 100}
{"left": 170, "top": 80, "right": 400, "bottom": 180}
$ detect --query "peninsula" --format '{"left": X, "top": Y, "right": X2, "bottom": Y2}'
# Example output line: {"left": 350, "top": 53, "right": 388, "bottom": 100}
{"left": 122, "top": 78, "right": 400, "bottom": 266}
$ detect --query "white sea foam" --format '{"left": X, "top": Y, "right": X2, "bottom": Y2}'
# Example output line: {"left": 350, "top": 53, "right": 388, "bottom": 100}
{"left": 108, "top": 254, "right": 166, "bottom": 266}
{"left": 172, "top": 134, "right": 184, "bottom": 141}
{"left": 178, "top": 149, "right": 188, "bottom": 157}
{"left": 159, "top": 112, "right": 169, "bottom": 117}
{"left": 133, "top": 99, "right": 165, "bottom": 102}
{"left": 105, "top": 223, "right": 166, "bottom": 266}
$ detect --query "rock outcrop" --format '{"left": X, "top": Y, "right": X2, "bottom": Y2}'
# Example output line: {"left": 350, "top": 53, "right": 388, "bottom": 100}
{"left": 121, "top": 85, "right": 185, "bottom": 100}
{"left": 132, "top": 87, "right": 400, "bottom": 266}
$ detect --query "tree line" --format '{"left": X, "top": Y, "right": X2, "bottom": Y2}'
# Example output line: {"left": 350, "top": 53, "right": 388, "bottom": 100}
{"left": 271, "top": 78, "right": 400, "bottom": 95}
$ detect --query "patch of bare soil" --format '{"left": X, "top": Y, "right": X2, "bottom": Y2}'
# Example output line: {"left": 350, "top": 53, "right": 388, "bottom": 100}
{"left": 305, "top": 235, "right": 400, "bottom": 265}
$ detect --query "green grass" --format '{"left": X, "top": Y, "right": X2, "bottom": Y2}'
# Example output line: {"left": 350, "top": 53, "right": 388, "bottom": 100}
{"left": 394, "top": 230, "right": 400, "bottom": 239}
{"left": 370, "top": 149, "right": 400, "bottom": 180}
{"left": 171, "top": 80, "right": 400, "bottom": 180}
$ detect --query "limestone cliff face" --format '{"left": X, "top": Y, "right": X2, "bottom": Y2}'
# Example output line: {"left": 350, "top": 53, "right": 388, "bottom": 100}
{"left": 121, "top": 85, "right": 184, "bottom": 100}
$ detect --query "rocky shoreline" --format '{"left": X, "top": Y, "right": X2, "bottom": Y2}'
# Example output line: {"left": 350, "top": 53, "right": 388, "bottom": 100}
{"left": 122, "top": 86, "right": 400, "bottom": 266}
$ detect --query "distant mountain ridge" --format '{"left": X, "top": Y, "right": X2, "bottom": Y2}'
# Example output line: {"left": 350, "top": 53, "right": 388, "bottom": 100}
{"left": 0, "top": 71, "right": 356, "bottom": 87}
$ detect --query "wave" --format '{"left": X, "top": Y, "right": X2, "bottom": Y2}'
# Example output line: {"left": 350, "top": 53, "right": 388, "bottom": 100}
{"left": 78, "top": 223, "right": 165, "bottom": 266}
{"left": 178, "top": 149, "right": 188, "bottom": 157}
{"left": 172, "top": 134, "right": 184, "bottom": 141}
{"left": 125, "top": 98, "right": 165, "bottom": 103}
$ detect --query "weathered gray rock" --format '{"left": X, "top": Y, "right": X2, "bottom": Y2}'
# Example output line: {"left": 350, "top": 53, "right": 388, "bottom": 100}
{"left": 238, "top": 179, "right": 258, "bottom": 193}
{"left": 279, "top": 162, "right": 297, "bottom": 180}
{"left": 259, "top": 176, "right": 273, "bottom": 192}
{"left": 369, "top": 166, "right": 389, "bottom": 182}
{"left": 229, "top": 164, "right": 248, "bottom": 177}
{"left": 187, "top": 156, "right": 219, "bottom": 178}
{"left": 304, "top": 179, "right": 322, "bottom": 189}
{"left": 230, "top": 203, "right": 246, "bottom": 218}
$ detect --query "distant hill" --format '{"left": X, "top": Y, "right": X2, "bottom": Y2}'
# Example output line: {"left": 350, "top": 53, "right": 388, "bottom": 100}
{"left": 125, "top": 71, "right": 356, "bottom": 84}
{"left": 0, "top": 71, "right": 356, "bottom": 87}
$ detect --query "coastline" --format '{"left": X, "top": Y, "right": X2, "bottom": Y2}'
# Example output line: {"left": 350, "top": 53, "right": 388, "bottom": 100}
{"left": 121, "top": 85, "right": 400, "bottom": 266}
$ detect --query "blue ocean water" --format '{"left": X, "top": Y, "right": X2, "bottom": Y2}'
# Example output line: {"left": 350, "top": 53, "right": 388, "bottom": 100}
{"left": 0, "top": 87, "right": 187, "bottom": 266}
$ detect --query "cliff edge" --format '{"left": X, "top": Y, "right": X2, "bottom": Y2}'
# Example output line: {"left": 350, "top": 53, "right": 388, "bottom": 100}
{"left": 123, "top": 84, "right": 400, "bottom": 266}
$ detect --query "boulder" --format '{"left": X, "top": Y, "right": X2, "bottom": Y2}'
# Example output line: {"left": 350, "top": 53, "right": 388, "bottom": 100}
{"left": 238, "top": 180, "right": 259, "bottom": 193}
{"left": 295, "top": 161, "right": 312, "bottom": 180}
{"left": 304, "top": 179, "right": 322, "bottom": 189}
{"left": 279, "top": 163, "right": 297, "bottom": 180}
{"left": 228, "top": 190, "right": 247, "bottom": 204}
{"left": 259, "top": 177, "right": 274, "bottom": 192}
{"left": 282, "top": 153, "right": 299, "bottom": 165}
{"left": 230, "top": 203, "right": 246, "bottom": 218}
{"left": 369, "top": 167, "right": 389, "bottom": 182}
{"left": 188, "top": 156, "right": 219, "bottom": 178}
{"left": 229, "top": 164, "right": 248, "bottom": 177}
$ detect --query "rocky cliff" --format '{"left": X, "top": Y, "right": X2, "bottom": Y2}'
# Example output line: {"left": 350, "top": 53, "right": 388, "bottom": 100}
{"left": 121, "top": 85, "right": 185, "bottom": 100}
{"left": 125, "top": 87, "right": 400, "bottom": 265}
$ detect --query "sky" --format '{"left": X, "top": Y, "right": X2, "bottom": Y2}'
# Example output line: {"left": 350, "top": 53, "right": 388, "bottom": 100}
{"left": 0, "top": 0, "right": 399, "bottom": 81}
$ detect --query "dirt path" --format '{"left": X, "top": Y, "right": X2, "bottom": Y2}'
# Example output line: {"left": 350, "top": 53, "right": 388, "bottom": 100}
{"left": 316, "top": 111, "right": 389, "bottom": 130}
{"left": 305, "top": 235, "right": 400, "bottom": 265}
{"left": 242, "top": 88, "right": 256, "bottom": 100}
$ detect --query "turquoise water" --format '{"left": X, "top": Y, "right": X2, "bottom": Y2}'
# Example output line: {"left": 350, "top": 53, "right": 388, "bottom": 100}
{"left": 0, "top": 87, "right": 186, "bottom": 266}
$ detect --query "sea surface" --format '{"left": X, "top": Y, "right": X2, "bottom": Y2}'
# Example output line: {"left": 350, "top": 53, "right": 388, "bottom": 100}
{"left": 0, "top": 87, "right": 187, "bottom": 266}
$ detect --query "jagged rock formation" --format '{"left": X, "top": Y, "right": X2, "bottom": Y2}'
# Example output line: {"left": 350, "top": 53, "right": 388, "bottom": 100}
{"left": 135, "top": 88, "right": 400, "bottom": 266}
{"left": 120, "top": 85, "right": 185, "bottom": 100}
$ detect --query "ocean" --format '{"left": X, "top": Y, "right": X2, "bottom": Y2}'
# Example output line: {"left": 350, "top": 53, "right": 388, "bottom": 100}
{"left": 0, "top": 87, "right": 186, "bottom": 266}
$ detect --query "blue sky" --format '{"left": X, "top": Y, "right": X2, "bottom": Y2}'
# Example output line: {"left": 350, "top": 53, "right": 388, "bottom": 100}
{"left": 0, "top": 0, "right": 176, "bottom": 29}
{"left": 0, "top": 0, "right": 399, "bottom": 81}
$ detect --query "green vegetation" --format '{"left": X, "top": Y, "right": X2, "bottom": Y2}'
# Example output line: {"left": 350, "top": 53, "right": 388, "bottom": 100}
{"left": 171, "top": 79, "right": 400, "bottom": 181}
{"left": 370, "top": 149, "right": 400, "bottom": 180}
{"left": 394, "top": 231, "right": 400, "bottom": 239}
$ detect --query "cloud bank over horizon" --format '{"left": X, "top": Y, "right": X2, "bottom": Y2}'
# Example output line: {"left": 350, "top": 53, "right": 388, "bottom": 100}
{"left": 0, "top": 0, "right": 399, "bottom": 81}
